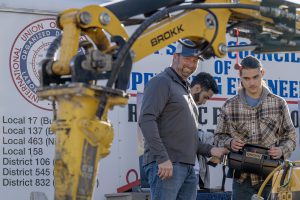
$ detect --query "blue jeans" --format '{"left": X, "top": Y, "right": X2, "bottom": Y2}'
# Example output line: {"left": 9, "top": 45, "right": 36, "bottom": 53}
{"left": 232, "top": 177, "right": 271, "bottom": 200}
{"left": 144, "top": 162, "right": 197, "bottom": 200}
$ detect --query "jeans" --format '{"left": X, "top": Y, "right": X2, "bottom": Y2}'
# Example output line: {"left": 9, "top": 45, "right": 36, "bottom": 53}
{"left": 232, "top": 177, "right": 271, "bottom": 200}
{"left": 144, "top": 162, "right": 197, "bottom": 200}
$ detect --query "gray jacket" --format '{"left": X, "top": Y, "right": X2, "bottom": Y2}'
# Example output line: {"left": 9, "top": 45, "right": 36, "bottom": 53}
{"left": 139, "top": 67, "right": 213, "bottom": 166}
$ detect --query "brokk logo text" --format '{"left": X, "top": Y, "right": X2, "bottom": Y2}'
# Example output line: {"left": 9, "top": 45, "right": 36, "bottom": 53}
{"left": 150, "top": 24, "right": 184, "bottom": 46}
{"left": 246, "top": 152, "right": 262, "bottom": 160}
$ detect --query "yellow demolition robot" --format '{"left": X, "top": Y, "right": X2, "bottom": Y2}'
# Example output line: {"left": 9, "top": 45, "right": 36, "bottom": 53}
{"left": 35, "top": 0, "right": 300, "bottom": 199}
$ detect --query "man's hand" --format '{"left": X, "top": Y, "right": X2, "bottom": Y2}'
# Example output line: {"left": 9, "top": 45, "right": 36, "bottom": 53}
{"left": 158, "top": 160, "right": 173, "bottom": 180}
{"left": 230, "top": 138, "right": 245, "bottom": 152}
{"left": 268, "top": 147, "right": 283, "bottom": 159}
{"left": 210, "top": 147, "right": 229, "bottom": 158}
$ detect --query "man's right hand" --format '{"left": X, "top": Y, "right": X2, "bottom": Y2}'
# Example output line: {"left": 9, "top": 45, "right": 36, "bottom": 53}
{"left": 230, "top": 138, "right": 245, "bottom": 152}
{"left": 158, "top": 160, "right": 173, "bottom": 180}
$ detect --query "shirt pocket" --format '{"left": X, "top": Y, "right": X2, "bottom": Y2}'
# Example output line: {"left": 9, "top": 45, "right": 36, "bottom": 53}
{"left": 230, "top": 121, "right": 250, "bottom": 142}
{"left": 260, "top": 117, "right": 279, "bottom": 147}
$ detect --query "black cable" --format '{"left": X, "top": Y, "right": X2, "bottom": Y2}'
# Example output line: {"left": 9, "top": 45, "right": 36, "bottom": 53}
{"left": 178, "top": 8, "right": 218, "bottom": 58}
{"left": 46, "top": 34, "right": 62, "bottom": 59}
{"left": 198, "top": 9, "right": 218, "bottom": 57}
{"left": 221, "top": 164, "right": 226, "bottom": 191}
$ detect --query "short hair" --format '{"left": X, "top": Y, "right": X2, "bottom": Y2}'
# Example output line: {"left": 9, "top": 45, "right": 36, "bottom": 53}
{"left": 240, "top": 55, "right": 262, "bottom": 70}
{"left": 191, "top": 72, "right": 218, "bottom": 94}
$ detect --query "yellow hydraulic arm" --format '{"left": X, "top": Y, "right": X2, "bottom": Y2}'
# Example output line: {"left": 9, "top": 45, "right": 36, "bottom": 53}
{"left": 36, "top": 0, "right": 300, "bottom": 199}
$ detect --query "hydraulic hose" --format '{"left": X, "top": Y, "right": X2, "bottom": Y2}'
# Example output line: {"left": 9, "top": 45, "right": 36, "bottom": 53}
{"left": 256, "top": 161, "right": 300, "bottom": 198}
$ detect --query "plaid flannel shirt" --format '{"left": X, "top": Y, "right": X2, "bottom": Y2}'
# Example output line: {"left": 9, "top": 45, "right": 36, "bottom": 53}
{"left": 214, "top": 86, "right": 296, "bottom": 185}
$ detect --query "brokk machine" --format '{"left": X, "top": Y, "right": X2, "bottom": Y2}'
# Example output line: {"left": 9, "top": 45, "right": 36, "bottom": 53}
{"left": 35, "top": 0, "right": 300, "bottom": 199}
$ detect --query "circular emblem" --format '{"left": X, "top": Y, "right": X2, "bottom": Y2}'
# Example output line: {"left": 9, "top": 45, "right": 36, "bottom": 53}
{"left": 9, "top": 18, "right": 61, "bottom": 110}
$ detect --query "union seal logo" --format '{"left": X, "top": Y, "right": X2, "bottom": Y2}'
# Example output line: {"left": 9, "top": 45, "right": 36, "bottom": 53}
{"left": 9, "top": 18, "right": 60, "bottom": 110}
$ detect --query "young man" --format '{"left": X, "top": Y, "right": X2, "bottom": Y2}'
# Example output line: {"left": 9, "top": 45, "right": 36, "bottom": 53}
{"left": 139, "top": 41, "right": 228, "bottom": 200}
{"left": 214, "top": 55, "right": 296, "bottom": 200}
{"left": 191, "top": 72, "right": 218, "bottom": 106}
{"left": 191, "top": 72, "right": 219, "bottom": 189}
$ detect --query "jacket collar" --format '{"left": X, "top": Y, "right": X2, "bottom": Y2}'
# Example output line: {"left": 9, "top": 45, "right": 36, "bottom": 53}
{"left": 238, "top": 85, "right": 270, "bottom": 107}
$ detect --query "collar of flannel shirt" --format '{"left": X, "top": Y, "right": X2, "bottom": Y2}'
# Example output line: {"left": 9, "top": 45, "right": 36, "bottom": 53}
{"left": 237, "top": 86, "right": 270, "bottom": 108}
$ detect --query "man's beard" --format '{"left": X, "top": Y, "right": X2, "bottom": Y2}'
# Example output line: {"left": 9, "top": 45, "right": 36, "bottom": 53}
{"left": 193, "top": 92, "right": 200, "bottom": 103}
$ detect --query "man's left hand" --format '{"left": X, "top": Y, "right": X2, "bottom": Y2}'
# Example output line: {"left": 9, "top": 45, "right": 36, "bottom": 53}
{"left": 210, "top": 147, "right": 229, "bottom": 158}
{"left": 268, "top": 147, "right": 283, "bottom": 159}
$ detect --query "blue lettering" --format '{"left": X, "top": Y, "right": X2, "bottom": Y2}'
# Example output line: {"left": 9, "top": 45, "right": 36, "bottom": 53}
{"left": 267, "top": 79, "right": 300, "bottom": 98}
{"left": 250, "top": 51, "right": 256, "bottom": 58}
{"left": 279, "top": 80, "right": 288, "bottom": 97}
{"left": 224, "top": 61, "right": 231, "bottom": 75}
{"left": 191, "top": 75, "right": 196, "bottom": 83}
{"left": 261, "top": 54, "right": 273, "bottom": 61}
{"left": 227, "top": 77, "right": 237, "bottom": 95}
{"left": 285, "top": 53, "right": 290, "bottom": 62}
{"left": 214, "top": 76, "right": 222, "bottom": 95}
{"left": 227, "top": 41, "right": 236, "bottom": 59}
{"left": 131, "top": 72, "right": 143, "bottom": 90}
{"left": 291, "top": 53, "right": 300, "bottom": 63}
{"left": 215, "top": 60, "right": 231, "bottom": 74}
{"left": 274, "top": 53, "right": 283, "bottom": 62}
{"left": 214, "top": 60, "right": 223, "bottom": 74}
{"left": 255, "top": 53, "right": 262, "bottom": 60}
{"left": 166, "top": 44, "right": 176, "bottom": 55}
{"left": 289, "top": 81, "right": 298, "bottom": 98}
{"left": 267, "top": 79, "right": 278, "bottom": 95}
{"left": 129, "top": 72, "right": 157, "bottom": 91}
